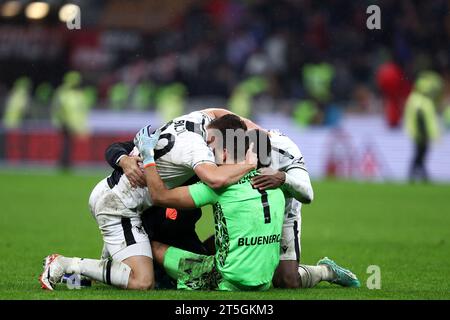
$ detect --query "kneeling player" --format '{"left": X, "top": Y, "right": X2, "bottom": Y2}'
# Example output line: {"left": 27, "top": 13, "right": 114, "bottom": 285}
{"left": 39, "top": 154, "right": 155, "bottom": 290}
{"left": 253, "top": 129, "right": 360, "bottom": 288}
{"left": 135, "top": 127, "right": 285, "bottom": 291}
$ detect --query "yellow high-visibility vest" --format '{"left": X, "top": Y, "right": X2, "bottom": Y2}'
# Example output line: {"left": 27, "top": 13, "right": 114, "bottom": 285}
{"left": 404, "top": 92, "right": 439, "bottom": 142}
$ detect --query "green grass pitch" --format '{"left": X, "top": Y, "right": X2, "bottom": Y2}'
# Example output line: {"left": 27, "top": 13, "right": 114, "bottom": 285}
{"left": 0, "top": 169, "right": 449, "bottom": 300}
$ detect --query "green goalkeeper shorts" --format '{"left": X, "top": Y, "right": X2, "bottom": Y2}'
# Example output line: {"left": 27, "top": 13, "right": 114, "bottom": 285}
{"left": 163, "top": 246, "right": 271, "bottom": 291}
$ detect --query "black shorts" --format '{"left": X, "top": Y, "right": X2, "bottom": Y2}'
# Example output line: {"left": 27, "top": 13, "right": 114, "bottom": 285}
{"left": 141, "top": 206, "right": 207, "bottom": 255}
{"left": 141, "top": 205, "right": 207, "bottom": 289}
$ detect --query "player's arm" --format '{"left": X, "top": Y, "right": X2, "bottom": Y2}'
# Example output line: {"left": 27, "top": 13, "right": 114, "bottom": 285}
{"left": 105, "top": 140, "right": 135, "bottom": 169}
{"left": 138, "top": 128, "right": 218, "bottom": 208}
{"left": 105, "top": 139, "right": 146, "bottom": 188}
{"left": 252, "top": 166, "right": 314, "bottom": 204}
{"left": 144, "top": 165, "right": 196, "bottom": 209}
{"left": 144, "top": 164, "right": 218, "bottom": 210}
{"left": 201, "top": 108, "right": 262, "bottom": 130}
{"left": 281, "top": 167, "right": 314, "bottom": 204}
{"left": 194, "top": 162, "right": 255, "bottom": 189}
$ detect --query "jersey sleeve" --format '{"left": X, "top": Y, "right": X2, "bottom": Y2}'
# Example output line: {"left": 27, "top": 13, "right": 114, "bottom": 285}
{"left": 270, "top": 133, "right": 313, "bottom": 203}
{"left": 186, "top": 133, "right": 216, "bottom": 169}
{"left": 188, "top": 182, "right": 219, "bottom": 207}
{"left": 280, "top": 143, "right": 313, "bottom": 202}
{"left": 281, "top": 167, "right": 314, "bottom": 203}
{"left": 105, "top": 140, "right": 135, "bottom": 170}
{"left": 285, "top": 155, "right": 308, "bottom": 173}
{"left": 284, "top": 144, "right": 308, "bottom": 173}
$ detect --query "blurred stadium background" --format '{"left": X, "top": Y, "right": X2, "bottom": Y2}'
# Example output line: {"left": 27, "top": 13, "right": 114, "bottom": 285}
{"left": 0, "top": 0, "right": 449, "bottom": 182}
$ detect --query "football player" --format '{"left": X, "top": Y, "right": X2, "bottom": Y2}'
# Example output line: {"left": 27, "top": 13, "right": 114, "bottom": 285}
{"left": 252, "top": 128, "right": 359, "bottom": 288}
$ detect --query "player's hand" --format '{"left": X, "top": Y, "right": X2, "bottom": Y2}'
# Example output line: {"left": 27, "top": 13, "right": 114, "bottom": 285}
{"left": 245, "top": 142, "right": 258, "bottom": 168}
{"left": 118, "top": 155, "right": 146, "bottom": 188}
{"left": 251, "top": 168, "right": 286, "bottom": 190}
{"left": 134, "top": 126, "right": 161, "bottom": 167}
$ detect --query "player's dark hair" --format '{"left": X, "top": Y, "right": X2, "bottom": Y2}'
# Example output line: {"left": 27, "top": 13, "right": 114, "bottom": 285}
{"left": 208, "top": 114, "right": 249, "bottom": 163}
{"left": 246, "top": 129, "right": 272, "bottom": 169}
{"left": 219, "top": 128, "right": 247, "bottom": 163}
{"left": 207, "top": 114, "right": 248, "bottom": 136}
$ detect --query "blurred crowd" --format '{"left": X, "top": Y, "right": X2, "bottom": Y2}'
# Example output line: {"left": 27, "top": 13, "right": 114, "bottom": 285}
{"left": 1, "top": 0, "right": 450, "bottom": 129}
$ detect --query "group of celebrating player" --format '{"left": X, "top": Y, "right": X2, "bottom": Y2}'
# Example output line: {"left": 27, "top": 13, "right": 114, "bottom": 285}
{"left": 39, "top": 108, "right": 360, "bottom": 292}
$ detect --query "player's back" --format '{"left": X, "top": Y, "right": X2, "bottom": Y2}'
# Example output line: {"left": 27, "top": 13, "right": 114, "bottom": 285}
{"left": 211, "top": 171, "right": 285, "bottom": 287}
{"left": 154, "top": 111, "right": 215, "bottom": 189}
{"left": 268, "top": 129, "right": 305, "bottom": 172}
{"left": 107, "top": 111, "right": 215, "bottom": 213}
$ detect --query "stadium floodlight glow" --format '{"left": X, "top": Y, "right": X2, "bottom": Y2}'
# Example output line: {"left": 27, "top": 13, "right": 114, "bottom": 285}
{"left": 25, "top": 1, "right": 50, "bottom": 20}
{"left": 1, "top": 1, "right": 22, "bottom": 18}
{"left": 58, "top": 3, "right": 80, "bottom": 23}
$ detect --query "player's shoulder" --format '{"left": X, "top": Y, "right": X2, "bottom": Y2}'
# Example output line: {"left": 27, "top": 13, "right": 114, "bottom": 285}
{"left": 175, "top": 130, "right": 208, "bottom": 146}
{"left": 268, "top": 129, "right": 302, "bottom": 158}
{"left": 179, "top": 110, "right": 213, "bottom": 124}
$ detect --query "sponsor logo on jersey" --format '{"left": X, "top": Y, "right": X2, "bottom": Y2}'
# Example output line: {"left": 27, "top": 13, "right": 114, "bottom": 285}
{"left": 174, "top": 120, "right": 187, "bottom": 134}
{"left": 287, "top": 212, "right": 296, "bottom": 218}
{"left": 237, "top": 234, "right": 281, "bottom": 246}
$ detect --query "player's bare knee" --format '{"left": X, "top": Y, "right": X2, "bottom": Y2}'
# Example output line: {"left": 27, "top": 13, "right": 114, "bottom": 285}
{"left": 275, "top": 271, "right": 300, "bottom": 288}
{"left": 273, "top": 261, "right": 300, "bottom": 288}
{"left": 283, "top": 275, "right": 300, "bottom": 288}
{"left": 128, "top": 273, "right": 154, "bottom": 290}
{"left": 135, "top": 278, "right": 154, "bottom": 290}
{"left": 272, "top": 275, "right": 282, "bottom": 288}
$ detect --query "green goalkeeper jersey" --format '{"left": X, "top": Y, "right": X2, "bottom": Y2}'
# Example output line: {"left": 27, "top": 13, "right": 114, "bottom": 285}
{"left": 188, "top": 170, "right": 285, "bottom": 287}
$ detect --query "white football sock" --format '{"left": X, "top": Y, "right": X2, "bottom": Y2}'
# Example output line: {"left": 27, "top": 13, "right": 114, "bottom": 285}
{"left": 59, "top": 256, "right": 131, "bottom": 289}
{"left": 298, "top": 264, "right": 336, "bottom": 288}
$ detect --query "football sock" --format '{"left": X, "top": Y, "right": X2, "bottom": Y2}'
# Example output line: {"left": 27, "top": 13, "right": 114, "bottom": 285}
{"left": 298, "top": 264, "right": 336, "bottom": 288}
{"left": 60, "top": 257, "right": 131, "bottom": 289}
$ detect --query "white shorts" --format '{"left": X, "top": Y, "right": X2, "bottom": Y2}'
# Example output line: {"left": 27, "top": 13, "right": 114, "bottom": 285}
{"left": 88, "top": 178, "right": 152, "bottom": 262}
{"left": 279, "top": 202, "right": 302, "bottom": 261}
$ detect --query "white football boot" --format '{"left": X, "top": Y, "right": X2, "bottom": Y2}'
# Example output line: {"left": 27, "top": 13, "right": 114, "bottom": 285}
{"left": 39, "top": 254, "right": 65, "bottom": 290}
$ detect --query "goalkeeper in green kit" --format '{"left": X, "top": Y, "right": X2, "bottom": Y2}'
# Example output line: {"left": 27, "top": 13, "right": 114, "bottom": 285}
{"left": 134, "top": 125, "right": 285, "bottom": 291}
